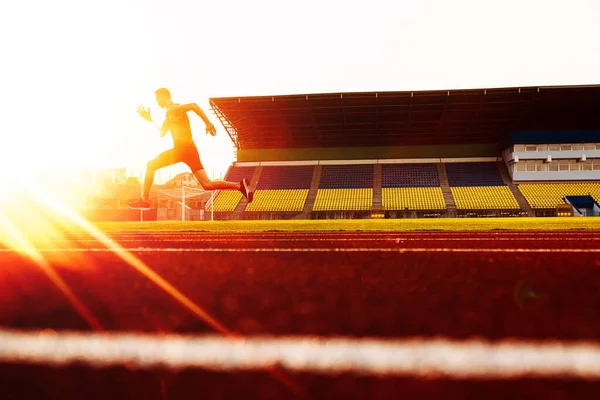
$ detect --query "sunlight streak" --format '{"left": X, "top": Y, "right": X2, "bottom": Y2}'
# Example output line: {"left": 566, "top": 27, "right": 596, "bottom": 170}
{"left": 24, "top": 182, "right": 234, "bottom": 337}
{"left": 2, "top": 180, "right": 304, "bottom": 397}
{"left": 0, "top": 213, "right": 103, "bottom": 331}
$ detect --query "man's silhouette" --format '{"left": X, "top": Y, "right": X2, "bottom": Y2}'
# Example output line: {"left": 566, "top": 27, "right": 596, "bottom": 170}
{"left": 128, "top": 88, "right": 253, "bottom": 210}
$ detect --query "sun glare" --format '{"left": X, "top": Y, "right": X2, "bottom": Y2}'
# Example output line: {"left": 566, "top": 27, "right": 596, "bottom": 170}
{"left": 0, "top": 177, "right": 235, "bottom": 336}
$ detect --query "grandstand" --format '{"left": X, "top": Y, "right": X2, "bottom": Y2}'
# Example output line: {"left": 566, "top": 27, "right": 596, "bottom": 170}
{"left": 203, "top": 85, "right": 600, "bottom": 220}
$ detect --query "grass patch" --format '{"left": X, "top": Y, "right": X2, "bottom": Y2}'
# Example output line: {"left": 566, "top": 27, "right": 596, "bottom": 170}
{"left": 81, "top": 217, "right": 600, "bottom": 233}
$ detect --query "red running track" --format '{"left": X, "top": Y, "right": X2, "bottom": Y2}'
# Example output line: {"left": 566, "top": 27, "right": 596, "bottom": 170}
{"left": 0, "top": 231, "right": 599, "bottom": 399}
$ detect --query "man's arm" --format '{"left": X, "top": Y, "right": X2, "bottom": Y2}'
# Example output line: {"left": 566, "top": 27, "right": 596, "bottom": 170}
{"left": 153, "top": 119, "right": 169, "bottom": 137}
{"left": 167, "top": 103, "right": 217, "bottom": 136}
{"left": 137, "top": 106, "right": 169, "bottom": 137}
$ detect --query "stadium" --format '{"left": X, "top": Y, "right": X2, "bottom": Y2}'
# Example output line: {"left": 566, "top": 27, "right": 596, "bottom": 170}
{"left": 77, "top": 84, "right": 600, "bottom": 222}
{"left": 2, "top": 84, "right": 600, "bottom": 400}
{"left": 207, "top": 83, "right": 600, "bottom": 221}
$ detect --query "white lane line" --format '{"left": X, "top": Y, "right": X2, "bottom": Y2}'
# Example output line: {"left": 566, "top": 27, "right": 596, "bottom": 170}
{"left": 39, "top": 237, "right": 600, "bottom": 243}
{"left": 2, "top": 247, "right": 600, "bottom": 253}
{"left": 0, "top": 329, "right": 599, "bottom": 379}
{"left": 69, "top": 232, "right": 600, "bottom": 237}
{"left": 170, "top": 232, "right": 598, "bottom": 235}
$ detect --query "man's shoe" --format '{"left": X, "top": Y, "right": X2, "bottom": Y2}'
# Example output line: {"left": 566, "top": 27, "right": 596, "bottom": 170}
{"left": 127, "top": 198, "right": 151, "bottom": 210}
{"left": 240, "top": 178, "right": 254, "bottom": 203}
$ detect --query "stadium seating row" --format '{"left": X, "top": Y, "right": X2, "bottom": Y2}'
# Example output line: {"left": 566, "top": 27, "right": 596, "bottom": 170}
{"left": 518, "top": 183, "right": 600, "bottom": 209}
{"left": 451, "top": 186, "right": 520, "bottom": 210}
{"left": 257, "top": 166, "right": 314, "bottom": 190}
{"left": 382, "top": 188, "right": 446, "bottom": 210}
{"left": 209, "top": 164, "right": 600, "bottom": 212}
{"left": 445, "top": 162, "right": 505, "bottom": 187}
{"left": 319, "top": 165, "right": 374, "bottom": 189}
{"left": 246, "top": 190, "right": 309, "bottom": 212}
{"left": 313, "top": 189, "right": 373, "bottom": 211}
{"left": 381, "top": 163, "right": 440, "bottom": 188}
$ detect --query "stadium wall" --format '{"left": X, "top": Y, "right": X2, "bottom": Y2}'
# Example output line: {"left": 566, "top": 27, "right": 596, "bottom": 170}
{"left": 237, "top": 144, "right": 499, "bottom": 162}
{"left": 511, "top": 171, "right": 600, "bottom": 181}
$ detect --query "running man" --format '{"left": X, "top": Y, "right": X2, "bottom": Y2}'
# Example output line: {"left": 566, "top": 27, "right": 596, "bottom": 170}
{"left": 128, "top": 88, "right": 253, "bottom": 210}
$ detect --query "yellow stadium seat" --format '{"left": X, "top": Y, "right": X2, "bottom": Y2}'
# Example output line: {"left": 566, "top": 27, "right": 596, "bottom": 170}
{"left": 313, "top": 189, "right": 373, "bottom": 211}
{"left": 518, "top": 183, "right": 600, "bottom": 209}
{"left": 450, "top": 186, "right": 520, "bottom": 209}
{"left": 382, "top": 188, "right": 446, "bottom": 210}
{"left": 245, "top": 189, "right": 309, "bottom": 212}
{"left": 210, "top": 190, "right": 243, "bottom": 212}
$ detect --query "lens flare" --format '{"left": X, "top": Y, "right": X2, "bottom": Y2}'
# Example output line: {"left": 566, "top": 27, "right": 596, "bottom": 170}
{"left": 0, "top": 179, "right": 304, "bottom": 397}
{"left": 0, "top": 211, "right": 102, "bottom": 331}
{"left": 23, "top": 181, "right": 235, "bottom": 336}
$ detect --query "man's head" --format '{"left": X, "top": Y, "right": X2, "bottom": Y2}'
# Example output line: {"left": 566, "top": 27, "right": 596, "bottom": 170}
{"left": 155, "top": 88, "right": 172, "bottom": 109}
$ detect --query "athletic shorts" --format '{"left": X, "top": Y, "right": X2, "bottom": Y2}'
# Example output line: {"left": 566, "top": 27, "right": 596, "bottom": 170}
{"left": 151, "top": 144, "right": 203, "bottom": 172}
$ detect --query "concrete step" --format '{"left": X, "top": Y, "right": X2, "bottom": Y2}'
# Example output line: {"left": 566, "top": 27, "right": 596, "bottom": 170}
{"left": 497, "top": 161, "right": 533, "bottom": 215}
{"left": 373, "top": 164, "right": 382, "bottom": 207}
{"left": 437, "top": 163, "right": 456, "bottom": 214}
{"left": 301, "top": 165, "right": 323, "bottom": 218}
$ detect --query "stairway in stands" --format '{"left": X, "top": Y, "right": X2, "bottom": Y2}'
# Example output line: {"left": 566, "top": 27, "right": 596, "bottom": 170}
{"left": 372, "top": 164, "right": 382, "bottom": 208}
{"left": 437, "top": 163, "right": 456, "bottom": 217}
{"left": 497, "top": 161, "right": 534, "bottom": 216}
{"left": 300, "top": 165, "right": 323, "bottom": 218}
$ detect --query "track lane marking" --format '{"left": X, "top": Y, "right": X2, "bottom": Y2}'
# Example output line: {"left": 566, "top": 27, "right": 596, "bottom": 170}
{"left": 2, "top": 247, "right": 600, "bottom": 253}
{"left": 1, "top": 329, "right": 599, "bottom": 379}
{"left": 34, "top": 237, "right": 600, "bottom": 242}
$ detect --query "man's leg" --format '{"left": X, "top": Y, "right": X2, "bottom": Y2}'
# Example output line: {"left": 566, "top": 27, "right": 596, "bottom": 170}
{"left": 193, "top": 169, "right": 254, "bottom": 202}
{"left": 193, "top": 168, "right": 240, "bottom": 190}
{"left": 143, "top": 149, "right": 177, "bottom": 200}
{"left": 141, "top": 163, "right": 157, "bottom": 202}
{"left": 129, "top": 149, "right": 177, "bottom": 209}
{"left": 181, "top": 144, "right": 254, "bottom": 202}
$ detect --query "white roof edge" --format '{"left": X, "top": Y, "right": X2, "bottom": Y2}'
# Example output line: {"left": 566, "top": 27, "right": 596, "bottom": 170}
{"left": 233, "top": 157, "right": 502, "bottom": 167}
{"left": 377, "top": 158, "right": 441, "bottom": 164}
{"left": 318, "top": 159, "right": 379, "bottom": 165}
{"left": 442, "top": 157, "right": 501, "bottom": 163}
{"left": 259, "top": 160, "right": 319, "bottom": 166}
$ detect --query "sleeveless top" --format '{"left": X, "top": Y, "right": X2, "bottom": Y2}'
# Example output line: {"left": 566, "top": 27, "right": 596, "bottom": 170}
{"left": 166, "top": 106, "right": 194, "bottom": 147}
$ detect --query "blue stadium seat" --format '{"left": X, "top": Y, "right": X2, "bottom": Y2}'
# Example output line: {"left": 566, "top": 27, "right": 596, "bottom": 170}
{"left": 382, "top": 163, "right": 440, "bottom": 188}
{"left": 256, "top": 165, "right": 314, "bottom": 190}
{"left": 319, "top": 165, "right": 374, "bottom": 189}
{"left": 224, "top": 166, "right": 255, "bottom": 183}
{"left": 445, "top": 162, "right": 504, "bottom": 187}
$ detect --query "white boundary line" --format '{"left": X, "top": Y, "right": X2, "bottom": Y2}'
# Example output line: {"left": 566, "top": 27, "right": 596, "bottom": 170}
{"left": 2, "top": 247, "right": 600, "bottom": 253}
{"left": 66, "top": 232, "right": 600, "bottom": 236}
{"left": 59, "top": 232, "right": 600, "bottom": 239}
{"left": 1, "top": 329, "right": 599, "bottom": 379}
{"left": 28, "top": 237, "right": 600, "bottom": 242}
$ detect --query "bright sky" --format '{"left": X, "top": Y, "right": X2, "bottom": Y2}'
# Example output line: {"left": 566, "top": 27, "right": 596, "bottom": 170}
{"left": 1, "top": 0, "right": 599, "bottom": 183}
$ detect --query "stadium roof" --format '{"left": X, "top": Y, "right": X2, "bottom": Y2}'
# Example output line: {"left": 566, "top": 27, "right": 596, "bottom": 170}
{"left": 209, "top": 84, "right": 600, "bottom": 150}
